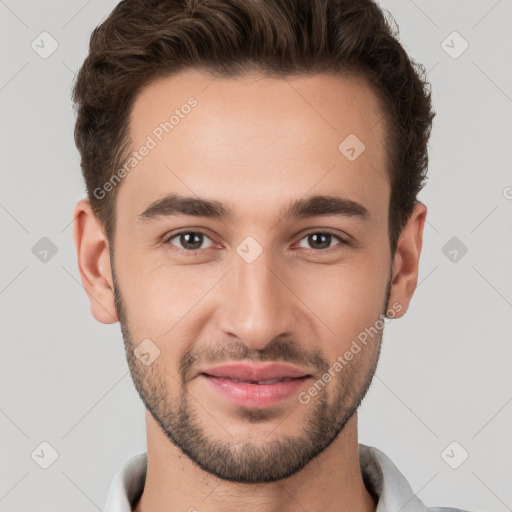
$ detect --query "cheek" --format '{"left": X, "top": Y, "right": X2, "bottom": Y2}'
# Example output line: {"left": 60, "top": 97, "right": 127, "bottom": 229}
{"left": 296, "top": 263, "right": 387, "bottom": 346}
{"left": 115, "top": 251, "right": 217, "bottom": 345}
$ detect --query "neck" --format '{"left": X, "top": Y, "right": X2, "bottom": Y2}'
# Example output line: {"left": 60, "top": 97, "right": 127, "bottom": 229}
{"left": 133, "top": 411, "right": 377, "bottom": 512}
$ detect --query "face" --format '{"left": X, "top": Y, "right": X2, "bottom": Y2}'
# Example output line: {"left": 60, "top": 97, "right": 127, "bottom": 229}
{"left": 105, "top": 71, "right": 401, "bottom": 483}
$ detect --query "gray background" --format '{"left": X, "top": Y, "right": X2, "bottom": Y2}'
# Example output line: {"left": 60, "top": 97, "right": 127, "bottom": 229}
{"left": 1, "top": 0, "right": 511, "bottom": 510}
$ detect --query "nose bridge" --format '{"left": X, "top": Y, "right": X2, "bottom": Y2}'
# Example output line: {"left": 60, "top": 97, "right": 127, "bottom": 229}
{"left": 216, "top": 244, "right": 296, "bottom": 348}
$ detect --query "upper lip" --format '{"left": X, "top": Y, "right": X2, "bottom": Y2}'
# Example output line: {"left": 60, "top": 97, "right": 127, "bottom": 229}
{"left": 200, "top": 363, "right": 311, "bottom": 381}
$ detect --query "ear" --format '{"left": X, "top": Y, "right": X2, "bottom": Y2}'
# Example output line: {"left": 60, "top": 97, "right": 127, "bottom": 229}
{"left": 73, "top": 199, "right": 118, "bottom": 324}
{"left": 387, "top": 201, "right": 427, "bottom": 318}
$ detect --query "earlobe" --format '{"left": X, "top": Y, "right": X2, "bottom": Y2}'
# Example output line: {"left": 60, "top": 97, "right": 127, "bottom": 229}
{"left": 387, "top": 202, "right": 427, "bottom": 318}
{"left": 73, "top": 199, "right": 118, "bottom": 324}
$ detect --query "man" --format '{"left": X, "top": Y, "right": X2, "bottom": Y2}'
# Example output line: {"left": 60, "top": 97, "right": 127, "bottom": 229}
{"left": 71, "top": 0, "right": 470, "bottom": 511}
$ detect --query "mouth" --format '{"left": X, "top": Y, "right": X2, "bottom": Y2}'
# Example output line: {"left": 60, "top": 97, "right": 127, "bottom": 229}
{"left": 201, "top": 374, "right": 309, "bottom": 384}
{"left": 199, "top": 362, "right": 312, "bottom": 381}
{"left": 198, "top": 363, "right": 312, "bottom": 408}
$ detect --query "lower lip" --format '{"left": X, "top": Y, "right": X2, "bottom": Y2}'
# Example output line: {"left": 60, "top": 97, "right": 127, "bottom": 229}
{"left": 201, "top": 374, "right": 311, "bottom": 409}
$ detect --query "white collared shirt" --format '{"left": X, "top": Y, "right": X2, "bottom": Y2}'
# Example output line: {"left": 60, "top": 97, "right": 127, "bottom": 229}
{"left": 103, "top": 444, "right": 470, "bottom": 512}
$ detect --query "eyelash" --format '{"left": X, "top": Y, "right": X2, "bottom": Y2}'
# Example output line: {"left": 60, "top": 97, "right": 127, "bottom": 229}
{"left": 163, "top": 229, "right": 350, "bottom": 255}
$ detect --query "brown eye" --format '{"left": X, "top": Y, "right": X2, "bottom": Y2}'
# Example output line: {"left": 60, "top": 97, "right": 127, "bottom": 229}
{"left": 296, "top": 231, "right": 347, "bottom": 251}
{"left": 166, "top": 231, "right": 214, "bottom": 251}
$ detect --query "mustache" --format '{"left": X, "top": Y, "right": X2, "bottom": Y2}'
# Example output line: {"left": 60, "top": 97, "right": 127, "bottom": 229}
{"left": 179, "top": 338, "right": 330, "bottom": 379}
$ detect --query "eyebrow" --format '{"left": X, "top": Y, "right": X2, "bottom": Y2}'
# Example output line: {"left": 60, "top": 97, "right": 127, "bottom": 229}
{"left": 138, "top": 193, "right": 369, "bottom": 223}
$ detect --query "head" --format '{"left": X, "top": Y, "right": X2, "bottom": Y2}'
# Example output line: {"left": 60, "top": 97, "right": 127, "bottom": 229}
{"left": 73, "top": 0, "right": 434, "bottom": 483}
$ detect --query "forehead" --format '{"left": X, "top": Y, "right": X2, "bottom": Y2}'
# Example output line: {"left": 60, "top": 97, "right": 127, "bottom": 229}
{"left": 119, "top": 70, "right": 389, "bottom": 224}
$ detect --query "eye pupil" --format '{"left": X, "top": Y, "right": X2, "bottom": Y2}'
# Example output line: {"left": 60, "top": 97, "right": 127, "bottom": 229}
{"left": 181, "top": 232, "right": 203, "bottom": 250}
{"left": 309, "top": 233, "right": 331, "bottom": 249}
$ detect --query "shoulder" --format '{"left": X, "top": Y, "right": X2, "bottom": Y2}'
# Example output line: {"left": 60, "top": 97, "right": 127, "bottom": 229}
{"left": 358, "top": 444, "right": 476, "bottom": 512}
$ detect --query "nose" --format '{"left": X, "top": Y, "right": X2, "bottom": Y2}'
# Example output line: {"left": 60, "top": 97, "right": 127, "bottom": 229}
{"left": 215, "top": 246, "right": 300, "bottom": 351}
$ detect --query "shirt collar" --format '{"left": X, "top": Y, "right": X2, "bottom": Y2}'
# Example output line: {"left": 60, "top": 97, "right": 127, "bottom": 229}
{"left": 359, "top": 444, "right": 428, "bottom": 512}
{"left": 103, "top": 444, "right": 429, "bottom": 512}
{"left": 104, "top": 451, "right": 146, "bottom": 512}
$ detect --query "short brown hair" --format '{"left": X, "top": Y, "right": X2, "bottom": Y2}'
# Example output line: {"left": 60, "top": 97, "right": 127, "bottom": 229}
{"left": 72, "top": 0, "right": 435, "bottom": 256}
